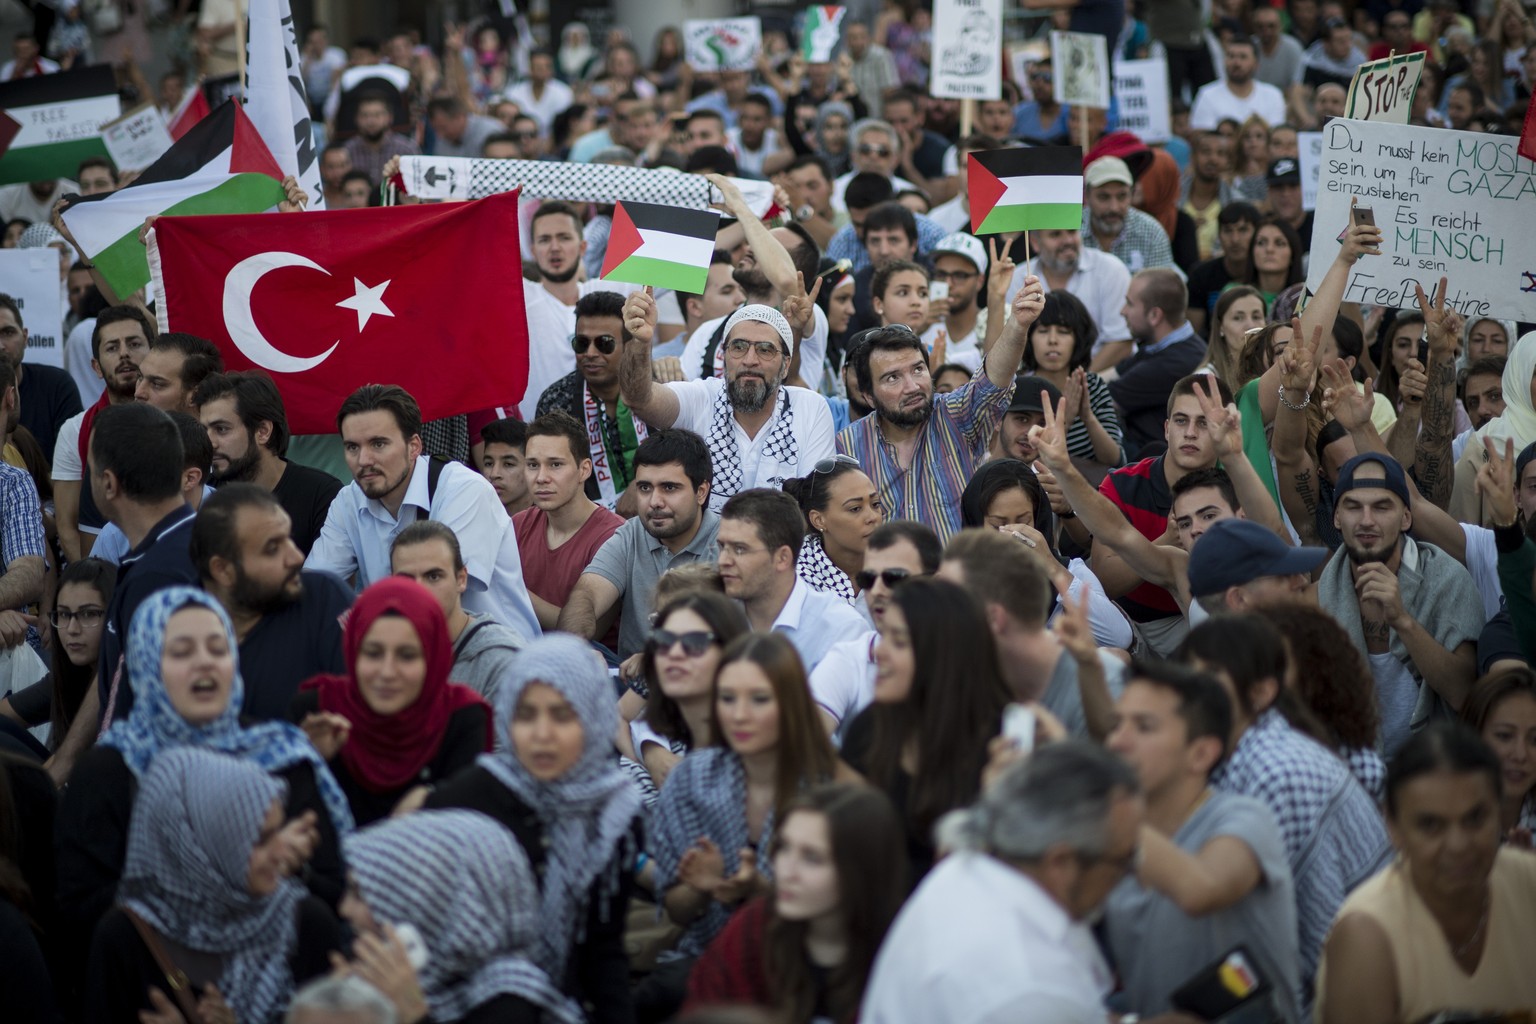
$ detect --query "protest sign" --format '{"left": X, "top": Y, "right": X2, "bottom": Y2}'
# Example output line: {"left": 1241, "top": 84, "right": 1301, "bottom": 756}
{"left": 1345, "top": 51, "right": 1425, "bottom": 124}
{"left": 801, "top": 7, "right": 845, "bottom": 63}
{"left": 0, "top": 249, "right": 64, "bottom": 369}
{"left": 1112, "top": 58, "right": 1170, "bottom": 143}
{"left": 102, "top": 104, "right": 173, "bottom": 171}
{"left": 1298, "top": 130, "right": 1324, "bottom": 210}
{"left": 1305, "top": 118, "right": 1536, "bottom": 322}
{"left": 931, "top": 0, "right": 1003, "bottom": 100}
{"left": 1050, "top": 31, "right": 1110, "bottom": 108}
{"left": 684, "top": 18, "right": 762, "bottom": 72}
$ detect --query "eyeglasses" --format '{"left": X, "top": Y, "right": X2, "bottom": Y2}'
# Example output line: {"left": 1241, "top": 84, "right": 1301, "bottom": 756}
{"left": 572, "top": 334, "right": 619, "bottom": 355}
{"left": 1076, "top": 845, "right": 1140, "bottom": 878}
{"left": 929, "top": 268, "right": 977, "bottom": 283}
{"left": 650, "top": 629, "right": 717, "bottom": 657}
{"left": 510, "top": 130, "right": 537, "bottom": 141}
{"left": 854, "top": 568, "right": 923, "bottom": 590}
{"left": 1029, "top": 70, "right": 1052, "bottom": 81}
{"left": 814, "top": 454, "right": 860, "bottom": 474}
{"left": 50, "top": 606, "right": 105, "bottom": 628}
{"left": 857, "top": 144, "right": 893, "bottom": 157}
{"left": 725, "top": 338, "right": 784, "bottom": 359}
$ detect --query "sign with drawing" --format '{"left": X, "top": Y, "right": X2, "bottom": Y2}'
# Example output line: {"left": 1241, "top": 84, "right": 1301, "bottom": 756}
{"left": 683, "top": 18, "right": 763, "bottom": 72}
{"left": 1050, "top": 30, "right": 1110, "bottom": 109}
{"left": 931, "top": 0, "right": 1003, "bottom": 100}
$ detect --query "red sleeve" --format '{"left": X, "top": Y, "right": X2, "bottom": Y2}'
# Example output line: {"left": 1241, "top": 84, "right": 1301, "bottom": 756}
{"left": 683, "top": 896, "right": 772, "bottom": 1013}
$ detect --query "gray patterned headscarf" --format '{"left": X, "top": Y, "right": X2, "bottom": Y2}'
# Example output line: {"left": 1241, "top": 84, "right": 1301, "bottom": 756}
{"left": 344, "top": 810, "right": 573, "bottom": 1023}
{"left": 478, "top": 635, "right": 642, "bottom": 984}
{"left": 119, "top": 748, "right": 303, "bottom": 1024}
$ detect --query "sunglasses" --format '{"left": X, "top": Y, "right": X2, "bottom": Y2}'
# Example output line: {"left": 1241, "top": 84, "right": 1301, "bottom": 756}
{"left": 572, "top": 334, "right": 619, "bottom": 355}
{"left": 858, "top": 144, "right": 893, "bottom": 157}
{"left": 855, "top": 568, "right": 923, "bottom": 590}
{"left": 814, "top": 454, "right": 860, "bottom": 474}
{"left": 650, "top": 629, "right": 717, "bottom": 657}
{"left": 510, "top": 130, "right": 537, "bottom": 141}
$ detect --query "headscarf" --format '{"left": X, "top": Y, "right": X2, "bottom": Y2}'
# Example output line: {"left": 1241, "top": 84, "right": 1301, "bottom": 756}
{"left": 119, "top": 748, "right": 304, "bottom": 1024}
{"left": 99, "top": 587, "right": 354, "bottom": 833}
{"left": 1458, "top": 315, "right": 1518, "bottom": 369}
{"left": 1473, "top": 330, "right": 1536, "bottom": 449}
{"left": 17, "top": 221, "right": 76, "bottom": 265}
{"left": 1135, "top": 148, "right": 1181, "bottom": 241}
{"left": 812, "top": 101, "right": 855, "bottom": 175}
{"left": 558, "top": 23, "right": 596, "bottom": 81}
{"left": 301, "top": 578, "right": 491, "bottom": 795}
{"left": 345, "top": 810, "right": 577, "bottom": 1023}
{"left": 477, "top": 635, "right": 642, "bottom": 984}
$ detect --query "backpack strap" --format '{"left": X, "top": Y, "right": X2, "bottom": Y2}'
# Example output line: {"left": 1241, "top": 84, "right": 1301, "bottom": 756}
{"left": 122, "top": 907, "right": 202, "bottom": 1022}
{"left": 415, "top": 456, "right": 451, "bottom": 522}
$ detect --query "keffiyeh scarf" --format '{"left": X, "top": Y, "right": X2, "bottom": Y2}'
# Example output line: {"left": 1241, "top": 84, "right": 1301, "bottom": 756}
{"left": 708, "top": 385, "right": 797, "bottom": 507}
{"left": 120, "top": 749, "right": 304, "bottom": 1024}
{"left": 796, "top": 532, "right": 857, "bottom": 603}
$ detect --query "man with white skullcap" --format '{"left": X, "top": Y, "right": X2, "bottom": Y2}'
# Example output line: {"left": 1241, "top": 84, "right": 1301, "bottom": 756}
{"left": 619, "top": 289, "right": 835, "bottom": 514}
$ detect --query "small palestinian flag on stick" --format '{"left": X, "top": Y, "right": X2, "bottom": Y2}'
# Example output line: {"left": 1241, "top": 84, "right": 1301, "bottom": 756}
{"left": 601, "top": 201, "right": 721, "bottom": 293}
{"left": 969, "top": 146, "right": 1084, "bottom": 235}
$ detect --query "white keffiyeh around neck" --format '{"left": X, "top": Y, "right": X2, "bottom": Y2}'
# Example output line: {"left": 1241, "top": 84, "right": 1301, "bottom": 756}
{"left": 708, "top": 385, "right": 798, "bottom": 506}
{"left": 796, "top": 532, "right": 857, "bottom": 602}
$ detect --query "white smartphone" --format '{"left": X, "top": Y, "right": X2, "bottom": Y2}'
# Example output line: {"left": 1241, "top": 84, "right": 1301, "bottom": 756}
{"left": 1002, "top": 703, "right": 1036, "bottom": 754}
{"left": 394, "top": 923, "right": 430, "bottom": 971}
{"left": 928, "top": 280, "right": 950, "bottom": 303}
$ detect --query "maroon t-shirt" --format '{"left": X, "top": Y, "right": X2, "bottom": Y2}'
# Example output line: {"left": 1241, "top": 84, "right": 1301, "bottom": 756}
{"left": 513, "top": 504, "right": 625, "bottom": 647}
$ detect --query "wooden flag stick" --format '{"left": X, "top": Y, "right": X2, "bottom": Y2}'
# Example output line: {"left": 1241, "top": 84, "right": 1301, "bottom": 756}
{"left": 1078, "top": 105, "right": 1088, "bottom": 148}
{"left": 235, "top": 0, "right": 247, "bottom": 95}
{"left": 960, "top": 98, "right": 974, "bottom": 138}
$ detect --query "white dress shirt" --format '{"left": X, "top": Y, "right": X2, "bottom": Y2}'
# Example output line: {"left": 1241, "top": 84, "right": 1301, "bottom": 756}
{"left": 665, "top": 378, "right": 836, "bottom": 513}
{"left": 769, "top": 577, "right": 870, "bottom": 673}
{"left": 306, "top": 455, "right": 542, "bottom": 641}
{"left": 1008, "top": 248, "right": 1133, "bottom": 358}
{"left": 862, "top": 851, "right": 1113, "bottom": 1024}
{"left": 808, "top": 629, "right": 878, "bottom": 744}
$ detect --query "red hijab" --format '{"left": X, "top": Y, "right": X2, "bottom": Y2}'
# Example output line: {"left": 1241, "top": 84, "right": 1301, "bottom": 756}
{"left": 302, "top": 578, "right": 491, "bottom": 793}
{"left": 1136, "top": 148, "right": 1182, "bottom": 242}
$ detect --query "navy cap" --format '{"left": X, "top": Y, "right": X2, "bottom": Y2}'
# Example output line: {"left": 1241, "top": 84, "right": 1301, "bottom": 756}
{"left": 1187, "top": 518, "right": 1330, "bottom": 597}
{"left": 1517, "top": 441, "right": 1536, "bottom": 486}
{"left": 1335, "top": 452, "right": 1411, "bottom": 508}
{"left": 1007, "top": 375, "right": 1063, "bottom": 415}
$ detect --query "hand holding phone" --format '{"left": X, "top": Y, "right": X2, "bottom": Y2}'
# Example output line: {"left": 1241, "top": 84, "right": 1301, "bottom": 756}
{"left": 1002, "top": 704, "right": 1036, "bottom": 755}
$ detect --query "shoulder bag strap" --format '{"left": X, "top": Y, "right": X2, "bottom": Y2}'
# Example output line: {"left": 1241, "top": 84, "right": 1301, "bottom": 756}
{"left": 121, "top": 907, "right": 203, "bottom": 1022}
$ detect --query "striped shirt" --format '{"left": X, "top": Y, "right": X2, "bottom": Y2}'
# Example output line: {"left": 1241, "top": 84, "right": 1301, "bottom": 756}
{"left": 836, "top": 371, "right": 1011, "bottom": 542}
{"left": 1081, "top": 206, "right": 1174, "bottom": 273}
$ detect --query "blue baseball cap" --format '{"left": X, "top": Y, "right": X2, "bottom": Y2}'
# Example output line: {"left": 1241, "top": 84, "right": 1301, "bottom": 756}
{"left": 1334, "top": 452, "right": 1411, "bottom": 508}
{"left": 1187, "top": 518, "right": 1330, "bottom": 598}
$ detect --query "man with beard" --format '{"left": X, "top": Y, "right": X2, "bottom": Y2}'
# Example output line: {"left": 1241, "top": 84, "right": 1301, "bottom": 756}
{"left": 1081, "top": 157, "right": 1174, "bottom": 274}
{"left": 0, "top": 177, "right": 74, "bottom": 225}
{"left": 319, "top": 142, "right": 352, "bottom": 209}
{"left": 622, "top": 295, "right": 833, "bottom": 514}
{"left": 558, "top": 429, "right": 721, "bottom": 659}
{"left": 193, "top": 372, "right": 343, "bottom": 555}
{"left": 1107, "top": 269, "right": 1208, "bottom": 457}
{"left": 1189, "top": 39, "right": 1286, "bottom": 131}
{"left": 192, "top": 483, "right": 350, "bottom": 721}
{"left": 52, "top": 306, "right": 154, "bottom": 562}
{"left": 342, "top": 94, "right": 419, "bottom": 186}
{"left": 1180, "top": 133, "right": 1238, "bottom": 266}
{"left": 515, "top": 201, "right": 635, "bottom": 420}
{"left": 994, "top": 376, "right": 1062, "bottom": 465}
{"left": 1011, "top": 227, "right": 1133, "bottom": 373}
{"left": 1316, "top": 453, "right": 1482, "bottom": 757}
{"left": 133, "top": 332, "right": 224, "bottom": 414}
{"left": 837, "top": 271, "right": 1045, "bottom": 541}
{"left": 307, "top": 384, "right": 542, "bottom": 644}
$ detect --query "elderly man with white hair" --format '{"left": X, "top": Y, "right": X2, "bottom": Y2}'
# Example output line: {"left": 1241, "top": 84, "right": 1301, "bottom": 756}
{"left": 618, "top": 291, "right": 835, "bottom": 513}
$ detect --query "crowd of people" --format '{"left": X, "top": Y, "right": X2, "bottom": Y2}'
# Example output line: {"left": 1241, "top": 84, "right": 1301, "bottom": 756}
{"left": 2, "top": 0, "right": 1536, "bottom": 1022}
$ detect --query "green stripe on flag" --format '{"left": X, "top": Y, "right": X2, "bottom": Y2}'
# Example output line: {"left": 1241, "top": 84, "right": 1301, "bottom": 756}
{"left": 0, "top": 137, "right": 111, "bottom": 186}
{"left": 607, "top": 254, "right": 709, "bottom": 294}
{"left": 92, "top": 172, "right": 287, "bottom": 296}
{"left": 977, "top": 203, "right": 1083, "bottom": 235}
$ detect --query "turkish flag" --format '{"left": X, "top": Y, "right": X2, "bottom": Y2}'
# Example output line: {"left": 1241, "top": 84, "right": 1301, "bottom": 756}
{"left": 149, "top": 192, "right": 528, "bottom": 435}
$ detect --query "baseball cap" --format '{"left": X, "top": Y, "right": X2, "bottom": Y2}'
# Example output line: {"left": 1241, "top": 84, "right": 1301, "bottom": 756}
{"left": 1334, "top": 453, "right": 1411, "bottom": 507}
{"left": 1266, "top": 158, "right": 1300, "bottom": 185}
{"left": 1007, "top": 375, "right": 1063, "bottom": 415}
{"left": 1085, "top": 156, "right": 1133, "bottom": 189}
{"left": 1516, "top": 440, "right": 1536, "bottom": 486}
{"left": 931, "top": 232, "right": 987, "bottom": 275}
{"left": 1187, "top": 518, "right": 1330, "bottom": 598}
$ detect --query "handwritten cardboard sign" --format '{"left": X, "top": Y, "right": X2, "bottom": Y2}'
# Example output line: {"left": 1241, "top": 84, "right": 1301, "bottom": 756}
{"left": 102, "top": 103, "right": 173, "bottom": 171}
{"left": 1344, "top": 51, "right": 1426, "bottom": 124}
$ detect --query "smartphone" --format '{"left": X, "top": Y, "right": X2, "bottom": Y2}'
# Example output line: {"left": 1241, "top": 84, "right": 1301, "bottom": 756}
{"left": 928, "top": 281, "right": 950, "bottom": 304}
{"left": 1416, "top": 338, "right": 1430, "bottom": 366}
{"left": 394, "top": 923, "right": 430, "bottom": 971}
{"left": 1002, "top": 704, "right": 1036, "bottom": 754}
{"left": 1352, "top": 205, "right": 1376, "bottom": 228}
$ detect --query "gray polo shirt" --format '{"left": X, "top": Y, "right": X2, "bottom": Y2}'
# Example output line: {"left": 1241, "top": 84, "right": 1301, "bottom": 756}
{"left": 584, "top": 510, "right": 721, "bottom": 657}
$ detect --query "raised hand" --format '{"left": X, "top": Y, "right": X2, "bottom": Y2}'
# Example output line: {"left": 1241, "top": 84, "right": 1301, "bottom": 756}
{"left": 1339, "top": 198, "right": 1383, "bottom": 264}
{"left": 986, "top": 235, "right": 1016, "bottom": 308}
{"left": 300, "top": 712, "right": 351, "bottom": 761}
{"left": 780, "top": 271, "right": 821, "bottom": 338}
{"left": 1010, "top": 274, "right": 1046, "bottom": 329}
{"left": 1049, "top": 576, "right": 1097, "bottom": 663}
{"left": 1398, "top": 358, "right": 1428, "bottom": 404}
{"left": 1279, "top": 317, "right": 1322, "bottom": 395}
{"left": 1028, "top": 392, "right": 1072, "bottom": 471}
{"left": 929, "top": 327, "right": 948, "bottom": 367}
{"left": 1061, "top": 366, "right": 1087, "bottom": 425}
{"left": 1320, "top": 359, "right": 1373, "bottom": 430}
{"left": 704, "top": 172, "right": 749, "bottom": 217}
{"left": 711, "top": 848, "right": 762, "bottom": 906}
{"left": 1413, "top": 276, "right": 1462, "bottom": 360}
{"left": 277, "top": 175, "right": 309, "bottom": 214}
{"left": 1476, "top": 436, "right": 1519, "bottom": 527}
{"left": 1192, "top": 375, "right": 1243, "bottom": 460}
{"left": 623, "top": 287, "right": 657, "bottom": 346}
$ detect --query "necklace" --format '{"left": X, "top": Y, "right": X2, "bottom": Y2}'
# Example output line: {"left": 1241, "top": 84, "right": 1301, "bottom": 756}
{"left": 1450, "top": 894, "right": 1490, "bottom": 961}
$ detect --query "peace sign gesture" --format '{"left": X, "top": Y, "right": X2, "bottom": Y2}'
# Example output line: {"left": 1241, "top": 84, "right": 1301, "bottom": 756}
{"left": 781, "top": 271, "right": 822, "bottom": 339}
{"left": 1413, "top": 275, "right": 1462, "bottom": 361}
{"left": 1278, "top": 316, "right": 1323, "bottom": 396}
{"left": 986, "top": 235, "right": 1017, "bottom": 309}
{"left": 1476, "top": 436, "right": 1519, "bottom": 528}
{"left": 1028, "top": 391, "right": 1072, "bottom": 471}
{"left": 1191, "top": 374, "right": 1243, "bottom": 460}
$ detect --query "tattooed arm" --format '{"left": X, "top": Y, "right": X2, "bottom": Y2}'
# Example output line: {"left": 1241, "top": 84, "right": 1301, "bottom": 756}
{"left": 1412, "top": 279, "right": 1462, "bottom": 512}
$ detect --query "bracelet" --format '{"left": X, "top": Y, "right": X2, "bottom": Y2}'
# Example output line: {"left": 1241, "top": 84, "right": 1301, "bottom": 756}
{"left": 1058, "top": 508, "right": 1077, "bottom": 520}
{"left": 1277, "top": 383, "right": 1311, "bottom": 412}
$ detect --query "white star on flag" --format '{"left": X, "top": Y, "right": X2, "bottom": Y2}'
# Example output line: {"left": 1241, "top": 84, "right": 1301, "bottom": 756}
{"left": 336, "top": 278, "right": 394, "bottom": 331}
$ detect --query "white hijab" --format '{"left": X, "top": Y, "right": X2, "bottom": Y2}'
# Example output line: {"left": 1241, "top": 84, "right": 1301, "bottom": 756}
{"left": 1472, "top": 330, "right": 1536, "bottom": 448}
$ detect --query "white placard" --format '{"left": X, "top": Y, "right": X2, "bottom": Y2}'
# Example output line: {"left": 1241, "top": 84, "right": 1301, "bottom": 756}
{"left": 801, "top": 6, "right": 845, "bottom": 64}
{"left": 1305, "top": 119, "right": 1536, "bottom": 322}
{"left": 0, "top": 249, "right": 64, "bottom": 369}
{"left": 683, "top": 18, "right": 762, "bottom": 72}
{"left": 1344, "top": 51, "right": 1426, "bottom": 124}
{"left": 101, "top": 104, "right": 173, "bottom": 172}
{"left": 931, "top": 0, "right": 1003, "bottom": 100}
{"left": 1050, "top": 30, "right": 1110, "bottom": 109}
{"left": 1298, "top": 130, "right": 1324, "bottom": 210}
{"left": 1112, "top": 58, "right": 1170, "bottom": 143}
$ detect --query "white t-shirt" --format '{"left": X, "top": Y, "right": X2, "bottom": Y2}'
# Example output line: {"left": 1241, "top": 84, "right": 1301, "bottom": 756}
{"left": 927, "top": 194, "right": 970, "bottom": 234}
{"left": 520, "top": 279, "right": 636, "bottom": 419}
{"left": 1460, "top": 523, "right": 1503, "bottom": 622}
{"left": 1370, "top": 650, "right": 1421, "bottom": 759}
{"left": 51, "top": 412, "right": 84, "bottom": 483}
{"left": 64, "top": 320, "right": 102, "bottom": 407}
{"left": 809, "top": 630, "right": 878, "bottom": 745}
{"left": 1189, "top": 80, "right": 1288, "bottom": 132}
{"left": 505, "top": 78, "right": 575, "bottom": 136}
{"left": 921, "top": 320, "right": 982, "bottom": 373}
{"left": 680, "top": 304, "right": 828, "bottom": 394}
{"left": 664, "top": 377, "right": 836, "bottom": 513}
{"left": 1008, "top": 250, "right": 1132, "bottom": 357}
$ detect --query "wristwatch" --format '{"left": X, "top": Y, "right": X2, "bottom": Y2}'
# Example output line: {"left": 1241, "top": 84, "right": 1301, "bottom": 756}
{"left": 795, "top": 203, "right": 815, "bottom": 222}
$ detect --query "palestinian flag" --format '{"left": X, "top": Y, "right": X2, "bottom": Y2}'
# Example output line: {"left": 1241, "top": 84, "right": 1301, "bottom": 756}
{"left": 969, "top": 146, "right": 1084, "bottom": 235}
{"left": 165, "top": 82, "right": 211, "bottom": 141}
{"left": 601, "top": 201, "right": 721, "bottom": 293}
{"left": 60, "top": 100, "right": 286, "bottom": 299}
{"left": 0, "top": 65, "right": 118, "bottom": 185}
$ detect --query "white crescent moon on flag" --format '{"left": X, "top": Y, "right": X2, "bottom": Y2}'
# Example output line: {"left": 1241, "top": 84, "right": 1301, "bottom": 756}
{"left": 221, "top": 252, "right": 342, "bottom": 373}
